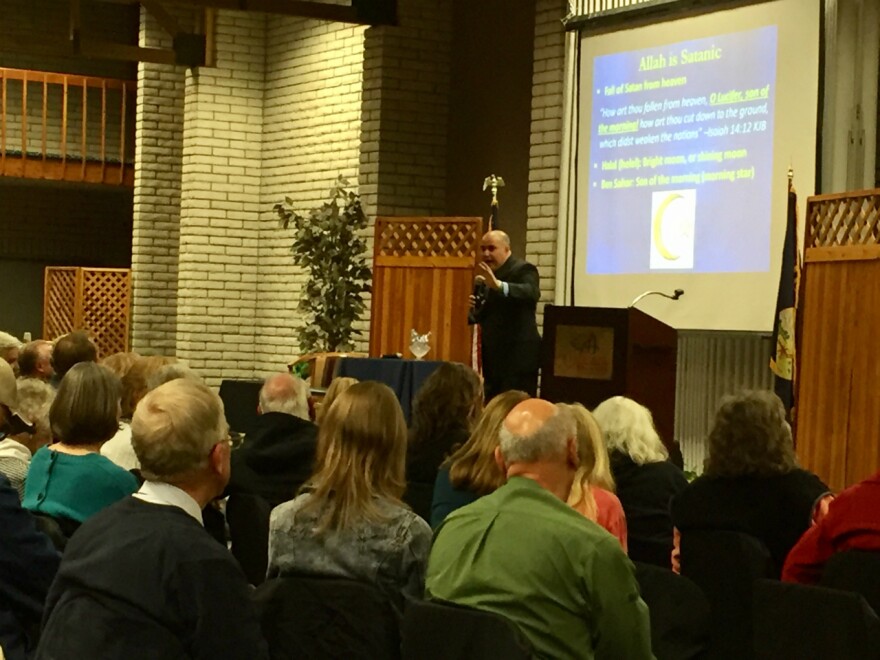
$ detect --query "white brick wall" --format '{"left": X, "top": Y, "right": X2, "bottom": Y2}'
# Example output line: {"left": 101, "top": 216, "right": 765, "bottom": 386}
{"left": 256, "top": 17, "right": 366, "bottom": 374}
{"left": 359, "top": 0, "right": 453, "bottom": 218}
{"left": 177, "top": 10, "right": 265, "bottom": 386}
{"left": 526, "top": 0, "right": 567, "bottom": 326}
{"left": 131, "top": 8, "right": 187, "bottom": 356}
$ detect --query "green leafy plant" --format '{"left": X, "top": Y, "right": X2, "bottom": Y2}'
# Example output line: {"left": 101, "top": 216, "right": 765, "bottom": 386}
{"left": 274, "top": 176, "right": 372, "bottom": 352}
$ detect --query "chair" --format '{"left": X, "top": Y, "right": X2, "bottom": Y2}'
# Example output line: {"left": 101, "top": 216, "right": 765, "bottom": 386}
{"left": 679, "top": 530, "right": 774, "bottom": 660}
{"left": 253, "top": 575, "right": 400, "bottom": 660}
{"left": 227, "top": 493, "right": 273, "bottom": 586}
{"left": 218, "top": 379, "right": 263, "bottom": 435}
{"left": 288, "top": 352, "right": 367, "bottom": 390}
{"left": 401, "top": 598, "right": 533, "bottom": 660}
{"left": 753, "top": 579, "right": 880, "bottom": 659}
{"left": 820, "top": 549, "right": 880, "bottom": 616}
{"left": 634, "top": 562, "right": 710, "bottom": 660}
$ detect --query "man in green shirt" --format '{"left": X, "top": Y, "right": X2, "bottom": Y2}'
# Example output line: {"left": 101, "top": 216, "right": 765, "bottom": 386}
{"left": 426, "top": 399, "right": 654, "bottom": 659}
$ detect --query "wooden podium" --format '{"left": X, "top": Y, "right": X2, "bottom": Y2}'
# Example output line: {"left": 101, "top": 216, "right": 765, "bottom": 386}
{"left": 541, "top": 305, "right": 678, "bottom": 447}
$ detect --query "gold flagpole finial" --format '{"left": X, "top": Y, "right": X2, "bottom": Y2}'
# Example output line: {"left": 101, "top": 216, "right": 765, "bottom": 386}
{"left": 482, "top": 174, "right": 506, "bottom": 206}
{"left": 787, "top": 166, "right": 794, "bottom": 190}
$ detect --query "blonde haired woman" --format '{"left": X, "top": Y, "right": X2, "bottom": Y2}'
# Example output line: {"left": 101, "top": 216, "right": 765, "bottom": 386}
{"left": 430, "top": 390, "right": 528, "bottom": 527}
{"left": 315, "top": 376, "right": 358, "bottom": 424}
{"left": 267, "top": 381, "right": 431, "bottom": 605}
{"left": 562, "top": 403, "right": 627, "bottom": 551}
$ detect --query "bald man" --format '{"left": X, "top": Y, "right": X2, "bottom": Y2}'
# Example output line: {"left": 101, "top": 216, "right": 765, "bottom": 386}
{"left": 470, "top": 231, "right": 541, "bottom": 400}
{"left": 427, "top": 399, "right": 653, "bottom": 659}
{"left": 226, "top": 373, "right": 317, "bottom": 507}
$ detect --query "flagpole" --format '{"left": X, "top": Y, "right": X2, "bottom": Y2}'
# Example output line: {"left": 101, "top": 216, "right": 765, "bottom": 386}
{"left": 482, "top": 174, "right": 505, "bottom": 230}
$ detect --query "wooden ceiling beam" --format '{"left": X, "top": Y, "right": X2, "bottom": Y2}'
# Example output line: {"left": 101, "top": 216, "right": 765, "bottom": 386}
{"left": 94, "top": 0, "right": 395, "bottom": 25}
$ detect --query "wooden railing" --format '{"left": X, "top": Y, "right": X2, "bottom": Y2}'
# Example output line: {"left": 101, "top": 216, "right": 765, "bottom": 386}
{"left": 0, "top": 68, "right": 136, "bottom": 186}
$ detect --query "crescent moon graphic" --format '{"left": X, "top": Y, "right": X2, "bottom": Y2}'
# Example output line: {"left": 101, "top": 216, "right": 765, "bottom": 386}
{"left": 652, "top": 193, "right": 684, "bottom": 261}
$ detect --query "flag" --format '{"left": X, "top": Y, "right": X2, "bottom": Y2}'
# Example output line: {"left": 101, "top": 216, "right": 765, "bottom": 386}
{"left": 770, "top": 183, "right": 799, "bottom": 412}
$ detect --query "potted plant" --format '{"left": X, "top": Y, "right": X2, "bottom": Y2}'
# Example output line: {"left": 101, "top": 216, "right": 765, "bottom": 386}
{"left": 274, "top": 176, "right": 372, "bottom": 354}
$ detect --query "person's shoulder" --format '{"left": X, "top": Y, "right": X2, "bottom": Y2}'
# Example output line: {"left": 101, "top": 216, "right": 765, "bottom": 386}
{"left": 88, "top": 453, "right": 139, "bottom": 485}
{"left": 270, "top": 492, "right": 311, "bottom": 523}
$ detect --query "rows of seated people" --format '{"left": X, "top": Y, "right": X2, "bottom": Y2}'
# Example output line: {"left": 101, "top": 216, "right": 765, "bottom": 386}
{"left": 0, "top": 328, "right": 879, "bottom": 659}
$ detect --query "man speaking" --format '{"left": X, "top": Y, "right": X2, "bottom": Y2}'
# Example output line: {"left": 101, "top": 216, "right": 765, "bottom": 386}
{"left": 470, "top": 230, "right": 541, "bottom": 400}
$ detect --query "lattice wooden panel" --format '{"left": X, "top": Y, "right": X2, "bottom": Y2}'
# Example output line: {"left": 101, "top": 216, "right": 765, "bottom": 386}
{"left": 43, "top": 267, "right": 130, "bottom": 358}
{"left": 807, "top": 192, "right": 880, "bottom": 248}
{"left": 82, "top": 269, "right": 131, "bottom": 357}
{"left": 43, "top": 268, "right": 77, "bottom": 340}
{"left": 375, "top": 218, "right": 481, "bottom": 258}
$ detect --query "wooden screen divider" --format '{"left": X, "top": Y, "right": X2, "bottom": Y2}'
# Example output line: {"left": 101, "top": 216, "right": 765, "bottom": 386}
{"left": 369, "top": 217, "right": 482, "bottom": 363}
{"left": 796, "top": 189, "right": 880, "bottom": 491}
{"left": 43, "top": 267, "right": 132, "bottom": 359}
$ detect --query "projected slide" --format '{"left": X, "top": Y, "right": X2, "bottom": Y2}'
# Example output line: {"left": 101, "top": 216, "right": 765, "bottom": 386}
{"left": 586, "top": 26, "right": 777, "bottom": 274}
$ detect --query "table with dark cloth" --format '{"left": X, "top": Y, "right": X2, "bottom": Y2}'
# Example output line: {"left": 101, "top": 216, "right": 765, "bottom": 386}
{"left": 335, "top": 358, "right": 444, "bottom": 421}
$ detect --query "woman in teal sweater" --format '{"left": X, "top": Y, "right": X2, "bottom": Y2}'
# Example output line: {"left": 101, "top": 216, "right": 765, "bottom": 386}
{"left": 24, "top": 362, "right": 137, "bottom": 524}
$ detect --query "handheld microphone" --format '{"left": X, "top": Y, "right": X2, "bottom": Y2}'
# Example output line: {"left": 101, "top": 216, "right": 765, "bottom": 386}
{"left": 473, "top": 275, "right": 488, "bottom": 309}
{"left": 628, "top": 288, "right": 685, "bottom": 308}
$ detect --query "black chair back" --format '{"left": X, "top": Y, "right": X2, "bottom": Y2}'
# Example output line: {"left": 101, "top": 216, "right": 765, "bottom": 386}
{"left": 634, "top": 562, "right": 710, "bottom": 660}
{"left": 820, "top": 549, "right": 880, "bottom": 616}
{"left": 218, "top": 379, "right": 263, "bottom": 435}
{"left": 401, "top": 598, "right": 532, "bottom": 660}
{"left": 680, "top": 530, "right": 774, "bottom": 660}
{"left": 253, "top": 576, "right": 400, "bottom": 660}
{"left": 227, "top": 493, "right": 272, "bottom": 586}
{"left": 753, "top": 579, "right": 880, "bottom": 660}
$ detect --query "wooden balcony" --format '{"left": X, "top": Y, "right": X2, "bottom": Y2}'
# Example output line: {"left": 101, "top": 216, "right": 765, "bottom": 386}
{"left": 0, "top": 68, "right": 136, "bottom": 186}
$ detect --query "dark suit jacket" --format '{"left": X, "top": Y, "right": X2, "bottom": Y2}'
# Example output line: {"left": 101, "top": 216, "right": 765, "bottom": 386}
{"left": 471, "top": 256, "right": 541, "bottom": 398}
{"left": 227, "top": 412, "right": 319, "bottom": 508}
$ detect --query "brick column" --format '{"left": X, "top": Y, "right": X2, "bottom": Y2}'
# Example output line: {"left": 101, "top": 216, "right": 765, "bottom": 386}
{"left": 131, "top": 8, "right": 186, "bottom": 355}
{"left": 177, "top": 10, "right": 265, "bottom": 385}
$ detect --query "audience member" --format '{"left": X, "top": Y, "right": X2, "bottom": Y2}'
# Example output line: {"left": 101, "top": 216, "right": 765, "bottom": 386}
{"left": 100, "top": 351, "right": 140, "bottom": 381}
{"left": 0, "top": 474, "right": 59, "bottom": 660}
{"left": 672, "top": 391, "right": 830, "bottom": 575}
{"left": 406, "top": 363, "right": 483, "bottom": 519}
{"left": 564, "top": 402, "right": 628, "bottom": 551}
{"left": 146, "top": 362, "right": 201, "bottom": 390}
{"left": 17, "top": 341, "right": 54, "bottom": 381}
{"left": 36, "top": 380, "right": 268, "bottom": 659}
{"left": 426, "top": 399, "right": 653, "bottom": 659}
{"left": 267, "top": 382, "right": 432, "bottom": 607}
{"left": 0, "top": 377, "right": 55, "bottom": 499}
{"left": 50, "top": 331, "right": 97, "bottom": 384}
{"left": 315, "top": 376, "right": 358, "bottom": 424}
{"left": 102, "top": 355, "right": 175, "bottom": 471}
{"left": 0, "top": 332, "right": 22, "bottom": 375}
{"left": 227, "top": 373, "right": 318, "bottom": 507}
{"left": 594, "top": 395, "right": 687, "bottom": 566}
{"left": 23, "top": 363, "right": 137, "bottom": 527}
{"left": 430, "top": 390, "right": 528, "bottom": 527}
{"left": 783, "top": 468, "right": 880, "bottom": 583}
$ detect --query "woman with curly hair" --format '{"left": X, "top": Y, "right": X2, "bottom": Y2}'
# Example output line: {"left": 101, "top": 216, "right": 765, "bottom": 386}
{"left": 563, "top": 403, "right": 627, "bottom": 551}
{"left": 671, "top": 390, "right": 830, "bottom": 574}
{"left": 405, "top": 363, "right": 483, "bottom": 521}
{"left": 430, "top": 390, "right": 528, "bottom": 527}
{"left": 593, "top": 396, "right": 687, "bottom": 566}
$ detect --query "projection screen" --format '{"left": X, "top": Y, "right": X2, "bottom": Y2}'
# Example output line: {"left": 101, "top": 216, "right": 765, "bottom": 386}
{"left": 573, "top": 0, "right": 821, "bottom": 331}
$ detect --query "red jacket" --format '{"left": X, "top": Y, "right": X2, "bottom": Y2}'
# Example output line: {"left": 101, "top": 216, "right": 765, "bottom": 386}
{"left": 782, "top": 471, "right": 880, "bottom": 583}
